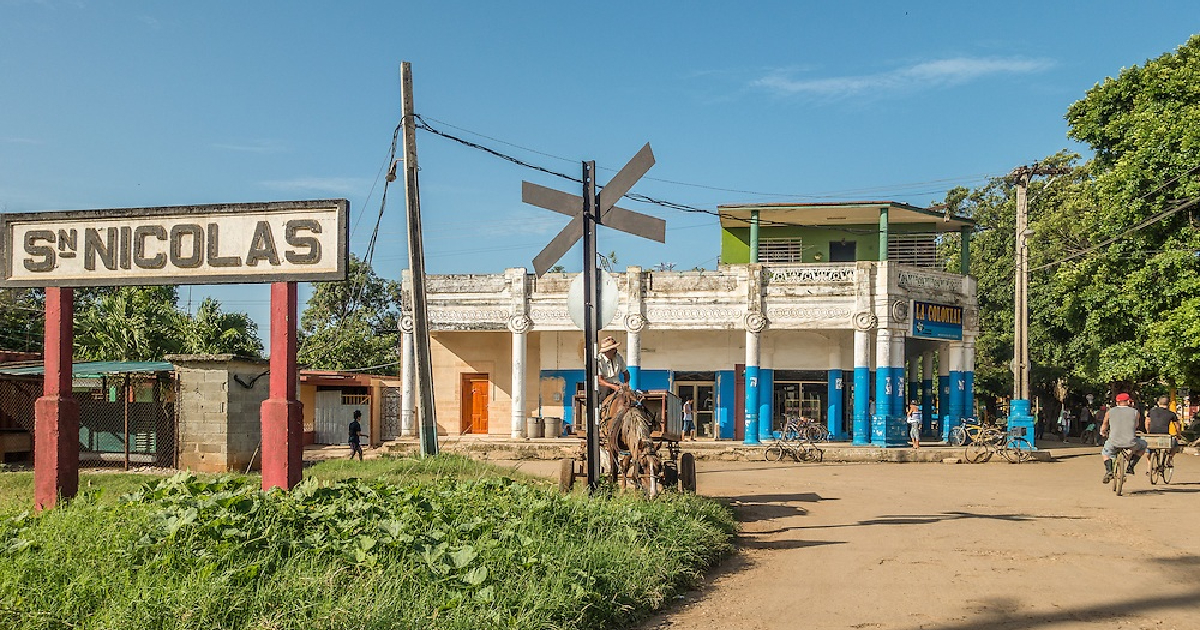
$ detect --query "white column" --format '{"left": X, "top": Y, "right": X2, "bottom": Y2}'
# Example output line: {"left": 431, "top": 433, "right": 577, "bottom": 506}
{"left": 400, "top": 322, "right": 415, "bottom": 437}
{"left": 510, "top": 318, "right": 530, "bottom": 439}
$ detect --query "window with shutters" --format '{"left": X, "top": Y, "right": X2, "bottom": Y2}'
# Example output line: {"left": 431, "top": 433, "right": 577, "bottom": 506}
{"left": 759, "top": 237, "right": 804, "bottom": 263}
{"left": 888, "top": 234, "right": 940, "bottom": 269}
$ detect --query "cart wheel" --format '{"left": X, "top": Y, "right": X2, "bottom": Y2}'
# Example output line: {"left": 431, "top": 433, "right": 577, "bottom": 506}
{"left": 662, "top": 462, "right": 679, "bottom": 487}
{"left": 679, "top": 452, "right": 697, "bottom": 493}
{"left": 559, "top": 458, "right": 576, "bottom": 493}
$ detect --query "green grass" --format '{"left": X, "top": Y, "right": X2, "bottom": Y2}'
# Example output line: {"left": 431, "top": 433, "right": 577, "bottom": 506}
{"left": 0, "top": 456, "right": 736, "bottom": 629}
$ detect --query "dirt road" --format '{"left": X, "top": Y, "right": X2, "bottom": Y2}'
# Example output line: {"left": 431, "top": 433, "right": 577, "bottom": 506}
{"left": 502, "top": 448, "right": 1200, "bottom": 630}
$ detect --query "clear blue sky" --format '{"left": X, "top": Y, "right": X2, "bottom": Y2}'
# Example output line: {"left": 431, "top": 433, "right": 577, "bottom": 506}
{"left": 2, "top": 1, "right": 1198, "bottom": 342}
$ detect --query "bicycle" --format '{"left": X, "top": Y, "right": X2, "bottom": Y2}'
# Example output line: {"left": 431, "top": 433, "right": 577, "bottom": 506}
{"left": 765, "top": 419, "right": 824, "bottom": 463}
{"left": 964, "top": 429, "right": 1004, "bottom": 463}
{"left": 998, "top": 426, "right": 1034, "bottom": 464}
{"left": 1109, "top": 447, "right": 1129, "bottom": 496}
{"left": 1144, "top": 436, "right": 1177, "bottom": 485}
{"left": 951, "top": 418, "right": 1001, "bottom": 447}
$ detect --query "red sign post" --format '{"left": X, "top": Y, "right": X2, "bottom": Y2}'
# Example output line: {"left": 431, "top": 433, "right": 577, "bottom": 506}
{"left": 34, "top": 287, "right": 78, "bottom": 511}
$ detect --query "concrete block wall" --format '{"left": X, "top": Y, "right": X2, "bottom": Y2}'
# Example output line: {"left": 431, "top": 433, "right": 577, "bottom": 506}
{"left": 168, "top": 354, "right": 270, "bottom": 473}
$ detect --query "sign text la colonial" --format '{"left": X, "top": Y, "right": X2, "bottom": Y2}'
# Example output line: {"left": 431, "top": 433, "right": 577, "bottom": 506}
{"left": 0, "top": 200, "right": 348, "bottom": 287}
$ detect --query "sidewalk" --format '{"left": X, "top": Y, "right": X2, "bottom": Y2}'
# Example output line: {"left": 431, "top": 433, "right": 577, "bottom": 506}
{"left": 300, "top": 435, "right": 1141, "bottom": 464}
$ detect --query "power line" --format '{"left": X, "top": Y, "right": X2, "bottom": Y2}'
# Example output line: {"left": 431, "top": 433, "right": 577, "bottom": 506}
{"left": 1034, "top": 196, "right": 1200, "bottom": 271}
{"left": 412, "top": 115, "right": 882, "bottom": 235}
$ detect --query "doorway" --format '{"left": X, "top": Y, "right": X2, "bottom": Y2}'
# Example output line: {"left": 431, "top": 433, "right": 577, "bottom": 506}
{"left": 460, "top": 374, "right": 489, "bottom": 434}
{"left": 829, "top": 240, "right": 857, "bottom": 262}
{"left": 772, "top": 381, "right": 826, "bottom": 431}
{"left": 675, "top": 381, "right": 715, "bottom": 438}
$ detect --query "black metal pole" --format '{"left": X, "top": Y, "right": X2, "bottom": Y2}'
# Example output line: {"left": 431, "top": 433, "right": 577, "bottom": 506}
{"left": 583, "top": 161, "right": 600, "bottom": 492}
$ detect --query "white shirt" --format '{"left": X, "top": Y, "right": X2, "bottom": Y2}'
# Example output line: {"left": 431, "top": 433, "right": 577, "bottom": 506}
{"left": 907, "top": 409, "right": 922, "bottom": 425}
{"left": 597, "top": 351, "right": 626, "bottom": 382}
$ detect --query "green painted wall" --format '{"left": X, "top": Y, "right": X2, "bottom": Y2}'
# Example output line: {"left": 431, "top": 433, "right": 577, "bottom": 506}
{"left": 720, "top": 223, "right": 939, "bottom": 264}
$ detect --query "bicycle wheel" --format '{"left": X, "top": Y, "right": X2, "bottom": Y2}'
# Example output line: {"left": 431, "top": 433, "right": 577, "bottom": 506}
{"left": 765, "top": 444, "right": 785, "bottom": 462}
{"left": 965, "top": 443, "right": 990, "bottom": 463}
{"left": 1147, "top": 451, "right": 1160, "bottom": 485}
{"left": 1113, "top": 452, "right": 1126, "bottom": 496}
{"left": 950, "top": 426, "right": 966, "bottom": 447}
{"left": 1163, "top": 452, "right": 1175, "bottom": 484}
{"left": 1002, "top": 439, "right": 1034, "bottom": 463}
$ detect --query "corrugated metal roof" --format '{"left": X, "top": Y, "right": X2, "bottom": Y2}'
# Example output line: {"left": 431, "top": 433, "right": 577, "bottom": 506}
{"left": 0, "top": 361, "right": 175, "bottom": 377}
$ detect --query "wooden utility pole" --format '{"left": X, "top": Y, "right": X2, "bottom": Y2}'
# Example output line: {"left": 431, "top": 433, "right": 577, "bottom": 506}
{"left": 1010, "top": 164, "right": 1071, "bottom": 403}
{"left": 400, "top": 61, "right": 439, "bottom": 457}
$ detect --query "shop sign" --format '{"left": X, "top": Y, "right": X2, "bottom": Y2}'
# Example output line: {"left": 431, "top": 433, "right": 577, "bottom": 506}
{"left": 911, "top": 300, "right": 963, "bottom": 340}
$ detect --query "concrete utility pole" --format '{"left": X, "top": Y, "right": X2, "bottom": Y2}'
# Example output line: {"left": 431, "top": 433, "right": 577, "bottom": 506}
{"left": 400, "top": 61, "right": 439, "bottom": 457}
{"left": 1008, "top": 164, "right": 1070, "bottom": 433}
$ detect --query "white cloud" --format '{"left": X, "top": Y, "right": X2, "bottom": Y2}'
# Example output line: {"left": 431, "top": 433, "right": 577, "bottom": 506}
{"left": 752, "top": 57, "right": 1054, "bottom": 98}
{"left": 260, "top": 177, "right": 369, "bottom": 196}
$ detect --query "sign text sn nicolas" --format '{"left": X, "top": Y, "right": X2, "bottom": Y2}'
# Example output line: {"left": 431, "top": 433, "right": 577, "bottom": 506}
{"left": 0, "top": 200, "right": 348, "bottom": 287}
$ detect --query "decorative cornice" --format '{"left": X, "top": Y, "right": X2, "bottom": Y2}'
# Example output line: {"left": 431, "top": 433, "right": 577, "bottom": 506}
{"left": 853, "top": 311, "right": 878, "bottom": 331}
{"left": 767, "top": 266, "right": 855, "bottom": 284}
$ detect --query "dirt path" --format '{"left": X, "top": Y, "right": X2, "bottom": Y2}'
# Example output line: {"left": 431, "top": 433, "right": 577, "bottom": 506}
{"left": 628, "top": 451, "right": 1200, "bottom": 630}
{"left": 496, "top": 449, "right": 1199, "bottom": 629}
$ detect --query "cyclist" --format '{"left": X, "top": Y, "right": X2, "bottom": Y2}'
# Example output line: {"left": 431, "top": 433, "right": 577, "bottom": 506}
{"left": 1100, "top": 392, "right": 1147, "bottom": 483}
{"left": 1144, "top": 395, "right": 1182, "bottom": 474}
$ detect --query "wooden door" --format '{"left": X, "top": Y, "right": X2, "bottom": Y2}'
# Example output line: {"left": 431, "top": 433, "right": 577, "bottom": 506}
{"left": 460, "top": 374, "right": 489, "bottom": 434}
{"left": 734, "top": 364, "right": 745, "bottom": 441}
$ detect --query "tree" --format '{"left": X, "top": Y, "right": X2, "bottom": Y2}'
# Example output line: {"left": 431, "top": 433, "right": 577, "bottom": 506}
{"left": 73, "top": 286, "right": 262, "bottom": 362}
{"left": 944, "top": 34, "right": 1200, "bottom": 403}
{"left": 0, "top": 288, "right": 44, "bottom": 353}
{"left": 176, "top": 298, "right": 263, "bottom": 357}
{"left": 298, "top": 254, "right": 402, "bottom": 372}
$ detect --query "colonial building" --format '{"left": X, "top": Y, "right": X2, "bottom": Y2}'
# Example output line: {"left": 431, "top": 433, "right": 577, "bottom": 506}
{"left": 400, "top": 202, "right": 979, "bottom": 446}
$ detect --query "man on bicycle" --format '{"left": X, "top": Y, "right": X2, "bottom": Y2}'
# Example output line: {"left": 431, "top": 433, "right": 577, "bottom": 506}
{"left": 1100, "top": 392, "right": 1147, "bottom": 483}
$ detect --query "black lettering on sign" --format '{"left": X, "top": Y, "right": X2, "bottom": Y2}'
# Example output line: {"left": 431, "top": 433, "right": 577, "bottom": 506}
{"left": 58, "top": 229, "right": 78, "bottom": 259}
{"left": 245, "top": 221, "right": 280, "bottom": 267}
{"left": 134, "top": 225, "right": 168, "bottom": 269}
{"left": 170, "top": 224, "right": 203, "bottom": 268}
{"left": 84, "top": 227, "right": 118, "bottom": 271}
{"left": 284, "top": 219, "right": 321, "bottom": 264}
{"left": 23, "top": 230, "right": 55, "bottom": 272}
{"left": 206, "top": 224, "right": 241, "bottom": 268}
{"left": 119, "top": 226, "right": 132, "bottom": 270}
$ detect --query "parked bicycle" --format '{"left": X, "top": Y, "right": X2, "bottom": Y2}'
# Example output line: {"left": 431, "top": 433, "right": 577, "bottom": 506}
{"left": 950, "top": 418, "right": 1003, "bottom": 447}
{"left": 764, "top": 418, "right": 824, "bottom": 463}
{"left": 965, "top": 426, "right": 1033, "bottom": 464}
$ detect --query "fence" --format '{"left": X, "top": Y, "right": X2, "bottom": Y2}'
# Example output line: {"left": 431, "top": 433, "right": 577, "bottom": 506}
{"left": 0, "top": 373, "right": 177, "bottom": 469}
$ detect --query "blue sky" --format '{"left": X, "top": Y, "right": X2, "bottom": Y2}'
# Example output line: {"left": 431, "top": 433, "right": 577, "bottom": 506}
{"left": 2, "top": 1, "right": 1198, "bottom": 344}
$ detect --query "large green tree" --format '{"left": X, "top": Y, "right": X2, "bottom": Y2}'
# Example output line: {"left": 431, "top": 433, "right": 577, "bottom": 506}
{"left": 946, "top": 34, "right": 1200, "bottom": 405}
{"left": 298, "top": 254, "right": 402, "bottom": 373}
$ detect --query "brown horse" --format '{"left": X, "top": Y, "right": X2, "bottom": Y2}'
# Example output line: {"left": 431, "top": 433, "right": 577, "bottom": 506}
{"left": 600, "top": 386, "right": 659, "bottom": 496}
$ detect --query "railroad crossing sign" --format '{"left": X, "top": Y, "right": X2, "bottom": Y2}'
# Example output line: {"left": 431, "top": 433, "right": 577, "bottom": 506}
{"left": 524, "top": 143, "right": 666, "bottom": 275}
{"left": 523, "top": 143, "right": 666, "bottom": 493}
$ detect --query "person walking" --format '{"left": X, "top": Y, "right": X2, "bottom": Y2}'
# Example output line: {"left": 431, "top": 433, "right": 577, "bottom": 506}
{"left": 907, "top": 401, "right": 922, "bottom": 448}
{"left": 682, "top": 397, "right": 696, "bottom": 441}
{"left": 348, "top": 409, "right": 364, "bottom": 461}
{"left": 1100, "top": 393, "right": 1147, "bottom": 483}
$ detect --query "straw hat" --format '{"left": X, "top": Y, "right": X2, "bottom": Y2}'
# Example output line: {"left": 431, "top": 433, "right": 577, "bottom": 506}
{"left": 599, "top": 336, "right": 620, "bottom": 353}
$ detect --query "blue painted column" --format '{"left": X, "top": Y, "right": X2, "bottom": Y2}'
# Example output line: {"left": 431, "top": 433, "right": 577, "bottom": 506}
{"left": 758, "top": 368, "right": 774, "bottom": 441}
{"left": 938, "top": 345, "right": 951, "bottom": 441}
{"left": 827, "top": 369, "right": 845, "bottom": 441}
{"left": 852, "top": 328, "right": 871, "bottom": 445}
{"left": 905, "top": 352, "right": 919, "bottom": 416}
{"left": 921, "top": 352, "right": 934, "bottom": 437}
{"left": 743, "top": 328, "right": 761, "bottom": 445}
{"left": 945, "top": 341, "right": 965, "bottom": 440}
{"left": 716, "top": 371, "right": 735, "bottom": 439}
{"left": 626, "top": 366, "right": 641, "bottom": 391}
{"left": 961, "top": 341, "right": 975, "bottom": 420}
{"left": 892, "top": 334, "right": 908, "bottom": 430}
{"left": 1008, "top": 399, "right": 1035, "bottom": 448}
{"left": 872, "top": 329, "right": 905, "bottom": 446}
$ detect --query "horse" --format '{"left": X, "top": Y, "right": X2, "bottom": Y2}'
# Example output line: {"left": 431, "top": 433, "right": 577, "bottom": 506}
{"left": 600, "top": 385, "right": 659, "bottom": 496}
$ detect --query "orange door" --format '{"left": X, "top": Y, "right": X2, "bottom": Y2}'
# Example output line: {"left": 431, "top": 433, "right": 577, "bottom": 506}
{"left": 461, "top": 375, "right": 489, "bottom": 434}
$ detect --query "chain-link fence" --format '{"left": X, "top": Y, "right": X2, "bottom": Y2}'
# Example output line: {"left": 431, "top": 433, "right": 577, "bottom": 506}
{"left": 0, "top": 372, "right": 177, "bottom": 469}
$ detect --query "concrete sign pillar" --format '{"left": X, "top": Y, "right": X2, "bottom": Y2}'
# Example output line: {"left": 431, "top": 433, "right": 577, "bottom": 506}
{"left": 34, "top": 287, "right": 79, "bottom": 511}
{"left": 509, "top": 315, "right": 530, "bottom": 438}
{"left": 400, "top": 320, "right": 415, "bottom": 437}
{"left": 261, "top": 281, "right": 303, "bottom": 491}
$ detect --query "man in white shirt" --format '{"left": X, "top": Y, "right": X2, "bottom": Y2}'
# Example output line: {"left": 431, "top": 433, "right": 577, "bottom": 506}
{"left": 597, "top": 336, "right": 628, "bottom": 401}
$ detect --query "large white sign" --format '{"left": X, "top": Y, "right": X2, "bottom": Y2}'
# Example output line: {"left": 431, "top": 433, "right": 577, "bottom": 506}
{"left": 0, "top": 200, "right": 348, "bottom": 286}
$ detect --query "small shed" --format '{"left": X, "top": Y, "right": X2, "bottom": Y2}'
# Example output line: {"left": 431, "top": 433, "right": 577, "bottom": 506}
{"left": 0, "top": 361, "right": 176, "bottom": 467}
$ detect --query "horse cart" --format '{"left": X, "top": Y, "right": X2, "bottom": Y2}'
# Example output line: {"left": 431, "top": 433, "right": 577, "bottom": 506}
{"left": 560, "top": 389, "right": 697, "bottom": 495}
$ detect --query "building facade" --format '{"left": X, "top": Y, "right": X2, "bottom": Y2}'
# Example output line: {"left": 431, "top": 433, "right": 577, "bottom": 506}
{"left": 404, "top": 202, "right": 979, "bottom": 446}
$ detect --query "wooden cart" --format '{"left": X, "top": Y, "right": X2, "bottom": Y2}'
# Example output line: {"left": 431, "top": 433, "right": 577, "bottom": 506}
{"left": 559, "top": 389, "right": 697, "bottom": 494}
